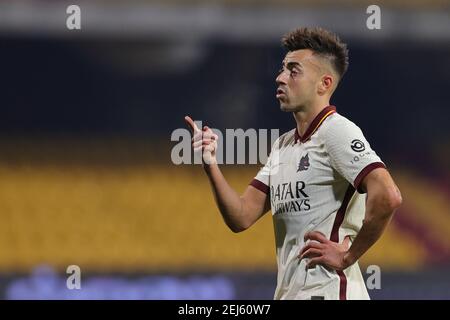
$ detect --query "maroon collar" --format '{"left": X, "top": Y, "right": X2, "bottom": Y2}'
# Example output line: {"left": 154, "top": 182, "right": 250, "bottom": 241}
{"left": 294, "top": 105, "right": 337, "bottom": 144}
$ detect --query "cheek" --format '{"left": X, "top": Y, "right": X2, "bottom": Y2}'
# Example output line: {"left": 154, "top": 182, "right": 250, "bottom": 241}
{"left": 290, "top": 78, "right": 307, "bottom": 94}
{"left": 297, "top": 77, "right": 316, "bottom": 92}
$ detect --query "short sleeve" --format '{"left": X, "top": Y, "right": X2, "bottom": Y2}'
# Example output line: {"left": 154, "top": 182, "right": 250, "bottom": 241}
{"left": 323, "top": 117, "right": 386, "bottom": 193}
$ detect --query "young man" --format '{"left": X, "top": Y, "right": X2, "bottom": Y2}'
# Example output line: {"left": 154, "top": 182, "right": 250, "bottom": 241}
{"left": 184, "top": 27, "right": 402, "bottom": 300}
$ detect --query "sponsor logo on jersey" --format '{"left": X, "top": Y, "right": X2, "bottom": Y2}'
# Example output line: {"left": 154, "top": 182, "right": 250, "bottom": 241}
{"left": 270, "top": 181, "right": 310, "bottom": 215}
{"left": 351, "top": 139, "right": 365, "bottom": 152}
{"left": 350, "top": 150, "right": 374, "bottom": 165}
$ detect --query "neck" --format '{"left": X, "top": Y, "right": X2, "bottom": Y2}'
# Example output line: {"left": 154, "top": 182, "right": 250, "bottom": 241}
{"left": 293, "top": 99, "right": 330, "bottom": 137}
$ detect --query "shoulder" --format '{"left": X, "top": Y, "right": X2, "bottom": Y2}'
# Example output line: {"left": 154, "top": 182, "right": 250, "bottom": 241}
{"left": 319, "top": 112, "right": 364, "bottom": 141}
{"left": 272, "top": 128, "right": 296, "bottom": 149}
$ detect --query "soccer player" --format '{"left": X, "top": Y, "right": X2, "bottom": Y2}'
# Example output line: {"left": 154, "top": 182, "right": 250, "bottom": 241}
{"left": 184, "top": 27, "right": 402, "bottom": 300}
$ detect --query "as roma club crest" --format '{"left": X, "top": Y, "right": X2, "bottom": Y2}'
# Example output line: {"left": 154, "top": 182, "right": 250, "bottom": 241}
{"left": 297, "top": 153, "right": 310, "bottom": 172}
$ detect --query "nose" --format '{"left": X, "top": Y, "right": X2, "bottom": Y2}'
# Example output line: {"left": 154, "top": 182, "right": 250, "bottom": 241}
{"left": 276, "top": 70, "right": 288, "bottom": 86}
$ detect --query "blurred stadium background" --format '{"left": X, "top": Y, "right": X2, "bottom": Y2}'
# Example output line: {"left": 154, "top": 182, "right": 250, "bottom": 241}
{"left": 0, "top": 0, "right": 449, "bottom": 299}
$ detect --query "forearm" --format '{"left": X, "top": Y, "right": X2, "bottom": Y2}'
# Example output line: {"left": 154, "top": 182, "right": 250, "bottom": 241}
{"left": 300, "top": 197, "right": 398, "bottom": 271}
{"left": 184, "top": 117, "right": 264, "bottom": 232}
{"left": 343, "top": 210, "right": 393, "bottom": 266}
{"left": 203, "top": 163, "right": 248, "bottom": 232}
{"left": 344, "top": 169, "right": 402, "bottom": 266}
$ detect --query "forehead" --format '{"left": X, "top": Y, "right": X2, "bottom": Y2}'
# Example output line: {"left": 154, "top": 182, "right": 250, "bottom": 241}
{"left": 282, "top": 49, "right": 315, "bottom": 65}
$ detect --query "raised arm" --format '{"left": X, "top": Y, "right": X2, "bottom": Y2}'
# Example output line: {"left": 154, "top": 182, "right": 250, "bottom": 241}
{"left": 185, "top": 116, "right": 270, "bottom": 233}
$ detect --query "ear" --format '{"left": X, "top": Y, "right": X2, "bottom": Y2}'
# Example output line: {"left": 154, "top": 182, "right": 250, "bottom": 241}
{"left": 318, "top": 74, "right": 334, "bottom": 95}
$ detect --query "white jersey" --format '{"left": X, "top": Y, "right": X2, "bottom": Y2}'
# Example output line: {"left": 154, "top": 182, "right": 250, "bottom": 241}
{"left": 250, "top": 105, "right": 385, "bottom": 300}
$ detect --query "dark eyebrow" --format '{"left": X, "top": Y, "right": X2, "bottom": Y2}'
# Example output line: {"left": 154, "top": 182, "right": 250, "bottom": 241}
{"left": 286, "top": 62, "right": 302, "bottom": 70}
{"left": 281, "top": 61, "right": 302, "bottom": 71}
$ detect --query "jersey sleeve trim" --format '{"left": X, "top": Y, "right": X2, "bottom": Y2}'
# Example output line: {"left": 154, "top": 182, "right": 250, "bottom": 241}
{"left": 354, "top": 162, "right": 386, "bottom": 193}
{"left": 249, "top": 179, "right": 269, "bottom": 194}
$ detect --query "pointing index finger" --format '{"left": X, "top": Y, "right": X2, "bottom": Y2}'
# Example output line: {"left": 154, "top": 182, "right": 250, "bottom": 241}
{"left": 184, "top": 115, "right": 200, "bottom": 133}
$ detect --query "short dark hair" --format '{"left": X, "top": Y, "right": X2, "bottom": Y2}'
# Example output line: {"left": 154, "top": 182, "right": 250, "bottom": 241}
{"left": 281, "top": 27, "right": 349, "bottom": 79}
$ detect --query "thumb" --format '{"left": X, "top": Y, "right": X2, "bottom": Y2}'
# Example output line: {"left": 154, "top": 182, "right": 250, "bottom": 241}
{"left": 343, "top": 236, "right": 351, "bottom": 250}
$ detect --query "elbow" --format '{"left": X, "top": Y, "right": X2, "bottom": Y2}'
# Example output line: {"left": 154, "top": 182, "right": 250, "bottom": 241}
{"left": 386, "top": 186, "right": 403, "bottom": 212}
{"left": 364, "top": 171, "right": 403, "bottom": 221}
{"left": 227, "top": 219, "right": 252, "bottom": 233}
{"left": 224, "top": 199, "right": 254, "bottom": 233}
{"left": 366, "top": 187, "right": 403, "bottom": 222}
{"left": 375, "top": 188, "right": 403, "bottom": 220}
{"left": 229, "top": 225, "right": 246, "bottom": 233}
{"left": 228, "top": 222, "right": 250, "bottom": 233}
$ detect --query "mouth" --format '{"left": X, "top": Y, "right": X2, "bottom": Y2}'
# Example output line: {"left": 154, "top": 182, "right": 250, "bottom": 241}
{"left": 276, "top": 88, "right": 286, "bottom": 99}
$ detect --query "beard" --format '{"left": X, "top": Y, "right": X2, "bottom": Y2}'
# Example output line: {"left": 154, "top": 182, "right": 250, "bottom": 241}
{"left": 279, "top": 103, "right": 292, "bottom": 112}
{"left": 279, "top": 100, "right": 308, "bottom": 113}
{"left": 277, "top": 96, "right": 292, "bottom": 111}
{"left": 279, "top": 98, "right": 302, "bottom": 112}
